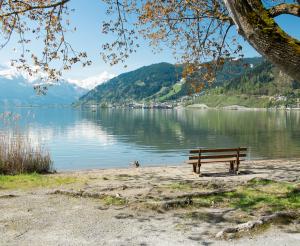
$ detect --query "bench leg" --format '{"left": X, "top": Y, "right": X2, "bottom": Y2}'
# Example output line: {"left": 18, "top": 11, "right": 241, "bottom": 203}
{"left": 229, "top": 161, "right": 234, "bottom": 173}
{"left": 235, "top": 161, "right": 240, "bottom": 174}
{"left": 197, "top": 164, "right": 201, "bottom": 174}
{"left": 193, "top": 164, "right": 197, "bottom": 173}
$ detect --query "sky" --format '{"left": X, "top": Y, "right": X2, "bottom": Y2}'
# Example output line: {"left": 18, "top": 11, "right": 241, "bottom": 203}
{"left": 0, "top": 0, "right": 299, "bottom": 89}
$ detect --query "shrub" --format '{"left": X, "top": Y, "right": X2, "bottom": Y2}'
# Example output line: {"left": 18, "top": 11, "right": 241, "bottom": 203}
{"left": 0, "top": 133, "right": 53, "bottom": 175}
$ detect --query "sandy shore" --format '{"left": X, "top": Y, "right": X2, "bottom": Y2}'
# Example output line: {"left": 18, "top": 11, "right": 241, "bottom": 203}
{"left": 0, "top": 159, "right": 299, "bottom": 245}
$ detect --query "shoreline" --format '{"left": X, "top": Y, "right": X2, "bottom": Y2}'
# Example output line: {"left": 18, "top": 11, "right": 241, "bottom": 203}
{"left": 83, "top": 105, "right": 300, "bottom": 111}
{"left": 2, "top": 104, "right": 300, "bottom": 111}
{"left": 1, "top": 159, "right": 299, "bottom": 245}
{"left": 186, "top": 104, "right": 300, "bottom": 111}
{"left": 54, "top": 157, "right": 300, "bottom": 174}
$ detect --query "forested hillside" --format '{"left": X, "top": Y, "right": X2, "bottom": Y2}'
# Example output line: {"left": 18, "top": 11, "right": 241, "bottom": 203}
{"left": 78, "top": 57, "right": 299, "bottom": 107}
{"left": 193, "top": 60, "right": 300, "bottom": 108}
{"left": 79, "top": 63, "right": 183, "bottom": 104}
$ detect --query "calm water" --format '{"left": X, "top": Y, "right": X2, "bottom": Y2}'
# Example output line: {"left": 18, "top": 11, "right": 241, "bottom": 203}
{"left": 0, "top": 107, "right": 300, "bottom": 170}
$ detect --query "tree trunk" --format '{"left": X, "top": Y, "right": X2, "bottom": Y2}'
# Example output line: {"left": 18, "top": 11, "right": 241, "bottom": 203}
{"left": 224, "top": 0, "right": 300, "bottom": 81}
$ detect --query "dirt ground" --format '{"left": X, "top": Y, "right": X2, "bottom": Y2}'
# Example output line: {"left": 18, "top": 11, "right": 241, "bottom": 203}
{"left": 0, "top": 159, "right": 300, "bottom": 245}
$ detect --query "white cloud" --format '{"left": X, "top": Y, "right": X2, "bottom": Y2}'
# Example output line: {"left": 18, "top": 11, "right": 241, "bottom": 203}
{"left": 68, "top": 71, "right": 115, "bottom": 90}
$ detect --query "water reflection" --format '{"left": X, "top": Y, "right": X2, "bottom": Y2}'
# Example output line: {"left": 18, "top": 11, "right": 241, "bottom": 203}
{"left": 81, "top": 109, "right": 300, "bottom": 159}
{"left": 0, "top": 107, "right": 299, "bottom": 170}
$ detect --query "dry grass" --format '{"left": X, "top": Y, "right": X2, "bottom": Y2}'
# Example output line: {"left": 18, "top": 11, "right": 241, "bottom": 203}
{"left": 0, "top": 132, "right": 53, "bottom": 175}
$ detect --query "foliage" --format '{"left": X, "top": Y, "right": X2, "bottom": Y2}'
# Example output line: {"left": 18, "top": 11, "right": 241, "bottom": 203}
{"left": 0, "top": 0, "right": 299, "bottom": 82}
{"left": 101, "top": 0, "right": 237, "bottom": 73}
{"left": 0, "top": 0, "right": 91, "bottom": 83}
{"left": 101, "top": 0, "right": 300, "bottom": 81}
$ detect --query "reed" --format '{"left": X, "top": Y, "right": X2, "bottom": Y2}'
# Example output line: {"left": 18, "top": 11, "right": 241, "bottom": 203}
{"left": 0, "top": 132, "right": 53, "bottom": 175}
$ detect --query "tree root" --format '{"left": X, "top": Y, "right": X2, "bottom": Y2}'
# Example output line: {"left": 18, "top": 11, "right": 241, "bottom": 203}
{"left": 161, "top": 197, "right": 193, "bottom": 210}
{"left": 50, "top": 189, "right": 107, "bottom": 199}
{"left": 161, "top": 189, "right": 236, "bottom": 201}
{"left": 216, "top": 211, "right": 298, "bottom": 239}
{"left": 99, "top": 184, "right": 144, "bottom": 192}
{"left": 0, "top": 194, "right": 18, "bottom": 199}
{"left": 146, "top": 189, "right": 236, "bottom": 210}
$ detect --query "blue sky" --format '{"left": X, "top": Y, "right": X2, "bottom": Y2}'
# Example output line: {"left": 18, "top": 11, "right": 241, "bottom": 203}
{"left": 0, "top": 0, "right": 299, "bottom": 87}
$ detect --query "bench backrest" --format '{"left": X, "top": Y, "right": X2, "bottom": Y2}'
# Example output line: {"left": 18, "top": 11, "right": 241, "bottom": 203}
{"left": 189, "top": 147, "right": 247, "bottom": 161}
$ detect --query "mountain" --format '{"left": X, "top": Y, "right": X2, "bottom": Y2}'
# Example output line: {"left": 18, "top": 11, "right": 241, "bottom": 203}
{"left": 79, "top": 62, "right": 183, "bottom": 104}
{"left": 223, "top": 60, "right": 299, "bottom": 96}
{"left": 0, "top": 74, "right": 87, "bottom": 106}
{"left": 78, "top": 58, "right": 264, "bottom": 105}
{"left": 192, "top": 60, "right": 300, "bottom": 108}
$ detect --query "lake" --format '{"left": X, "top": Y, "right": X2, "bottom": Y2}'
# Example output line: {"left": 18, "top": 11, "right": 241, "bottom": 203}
{"left": 0, "top": 107, "right": 300, "bottom": 170}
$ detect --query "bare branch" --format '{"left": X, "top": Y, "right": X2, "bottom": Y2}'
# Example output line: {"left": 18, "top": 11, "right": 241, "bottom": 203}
{"left": 268, "top": 3, "right": 300, "bottom": 17}
{"left": 0, "top": 0, "right": 71, "bottom": 18}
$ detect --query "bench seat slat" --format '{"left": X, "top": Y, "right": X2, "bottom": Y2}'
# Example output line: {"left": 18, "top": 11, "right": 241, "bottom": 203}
{"left": 189, "top": 153, "right": 246, "bottom": 160}
{"left": 186, "top": 158, "right": 245, "bottom": 164}
{"left": 190, "top": 148, "right": 247, "bottom": 154}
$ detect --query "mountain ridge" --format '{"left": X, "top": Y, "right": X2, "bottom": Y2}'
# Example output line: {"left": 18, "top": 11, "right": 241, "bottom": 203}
{"left": 78, "top": 57, "right": 265, "bottom": 105}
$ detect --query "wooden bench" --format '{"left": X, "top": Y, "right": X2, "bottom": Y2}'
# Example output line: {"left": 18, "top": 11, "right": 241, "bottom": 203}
{"left": 186, "top": 147, "right": 247, "bottom": 175}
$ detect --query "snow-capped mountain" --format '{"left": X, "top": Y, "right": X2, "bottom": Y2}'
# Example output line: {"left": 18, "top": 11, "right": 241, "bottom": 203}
{"left": 0, "top": 66, "right": 88, "bottom": 106}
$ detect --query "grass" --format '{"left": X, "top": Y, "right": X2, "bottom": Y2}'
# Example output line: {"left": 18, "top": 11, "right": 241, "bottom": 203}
{"left": 0, "top": 173, "right": 80, "bottom": 190}
{"left": 229, "top": 179, "right": 300, "bottom": 211}
{"left": 192, "top": 178, "right": 300, "bottom": 212}
{"left": 102, "top": 195, "right": 127, "bottom": 206}
{"left": 158, "top": 83, "right": 182, "bottom": 101}
{"left": 0, "top": 132, "right": 53, "bottom": 175}
{"left": 149, "top": 178, "right": 299, "bottom": 214}
{"left": 193, "top": 94, "right": 272, "bottom": 108}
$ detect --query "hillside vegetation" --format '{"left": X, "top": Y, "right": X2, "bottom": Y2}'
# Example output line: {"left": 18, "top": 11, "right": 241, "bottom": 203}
{"left": 78, "top": 58, "right": 299, "bottom": 108}
{"left": 194, "top": 61, "right": 300, "bottom": 108}
{"left": 79, "top": 63, "right": 183, "bottom": 104}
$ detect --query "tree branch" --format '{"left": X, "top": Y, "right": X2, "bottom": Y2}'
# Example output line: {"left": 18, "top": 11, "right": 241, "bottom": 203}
{"left": 223, "top": 0, "right": 300, "bottom": 81}
{"left": 268, "top": 3, "right": 300, "bottom": 18}
{"left": 0, "top": 0, "right": 70, "bottom": 18}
